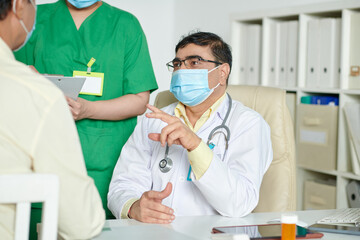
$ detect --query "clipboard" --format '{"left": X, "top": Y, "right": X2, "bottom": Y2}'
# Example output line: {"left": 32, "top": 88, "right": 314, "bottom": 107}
{"left": 45, "top": 76, "right": 86, "bottom": 100}
{"left": 212, "top": 224, "right": 323, "bottom": 239}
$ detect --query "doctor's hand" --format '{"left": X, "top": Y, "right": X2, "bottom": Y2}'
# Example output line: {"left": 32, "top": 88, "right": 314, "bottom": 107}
{"left": 66, "top": 97, "right": 90, "bottom": 121}
{"left": 146, "top": 104, "right": 201, "bottom": 152}
{"left": 129, "top": 182, "right": 175, "bottom": 224}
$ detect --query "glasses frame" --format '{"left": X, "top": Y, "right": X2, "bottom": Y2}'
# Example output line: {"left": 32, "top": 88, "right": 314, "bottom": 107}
{"left": 166, "top": 56, "right": 223, "bottom": 72}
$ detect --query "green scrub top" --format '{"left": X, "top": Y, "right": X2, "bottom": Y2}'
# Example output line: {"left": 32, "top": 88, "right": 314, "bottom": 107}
{"left": 15, "top": 0, "right": 158, "bottom": 219}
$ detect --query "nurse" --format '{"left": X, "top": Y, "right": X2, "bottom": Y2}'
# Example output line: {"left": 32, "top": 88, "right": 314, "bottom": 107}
{"left": 108, "top": 32, "right": 273, "bottom": 223}
{"left": 14, "top": 0, "right": 158, "bottom": 221}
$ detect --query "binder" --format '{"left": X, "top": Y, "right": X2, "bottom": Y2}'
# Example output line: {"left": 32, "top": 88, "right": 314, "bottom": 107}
{"left": 306, "top": 19, "right": 320, "bottom": 88}
{"left": 278, "top": 22, "right": 288, "bottom": 87}
{"left": 238, "top": 24, "right": 248, "bottom": 85}
{"left": 318, "top": 18, "right": 341, "bottom": 89}
{"left": 349, "top": 12, "right": 360, "bottom": 89}
{"left": 268, "top": 21, "right": 279, "bottom": 86}
{"left": 343, "top": 103, "right": 360, "bottom": 174}
{"left": 247, "top": 24, "right": 261, "bottom": 85}
{"left": 346, "top": 181, "right": 360, "bottom": 208}
{"left": 287, "top": 21, "right": 299, "bottom": 87}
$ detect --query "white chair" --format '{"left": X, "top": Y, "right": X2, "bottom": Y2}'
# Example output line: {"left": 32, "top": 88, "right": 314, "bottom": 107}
{"left": 0, "top": 174, "right": 59, "bottom": 240}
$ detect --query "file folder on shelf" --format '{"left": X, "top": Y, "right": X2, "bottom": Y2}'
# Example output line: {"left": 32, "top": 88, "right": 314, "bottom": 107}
{"left": 346, "top": 180, "right": 360, "bottom": 208}
{"left": 343, "top": 103, "right": 360, "bottom": 174}
{"left": 287, "top": 21, "right": 298, "bottom": 88}
{"left": 349, "top": 12, "right": 360, "bottom": 89}
{"left": 307, "top": 19, "right": 320, "bottom": 88}
{"left": 278, "top": 22, "right": 288, "bottom": 87}
{"left": 318, "top": 18, "right": 341, "bottom": 89}
{"left": 238, "top": 24, "right": 248, "bottom": 85}
{"left": 247, "top": 24, "right": 261, "bottom": 85}
{"left": 268, "top": 21, "right": 279, "bottom": 86}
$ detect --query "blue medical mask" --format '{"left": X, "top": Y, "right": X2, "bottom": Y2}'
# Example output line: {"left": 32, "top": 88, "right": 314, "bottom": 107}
{"left": 170, "top": 67, "right": 220, "bottom": 107}
{"left": 67, "top": 0, "right": 101, "bottom": 9}
{"left": 13, "top": 0, "right": 36, "bottom": 52}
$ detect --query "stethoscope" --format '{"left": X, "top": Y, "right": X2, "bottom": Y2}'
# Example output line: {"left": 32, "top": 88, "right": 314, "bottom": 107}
{"left": 159, "top": 93, "right": 232, "bottom": 173}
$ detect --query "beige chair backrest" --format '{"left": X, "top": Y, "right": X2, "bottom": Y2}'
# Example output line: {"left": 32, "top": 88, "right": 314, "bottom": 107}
{"left": 153, "top": 85, "right": 296, "bottom": 212}
{"left": 0, "top": 174, "right": 59, "bottom": 240}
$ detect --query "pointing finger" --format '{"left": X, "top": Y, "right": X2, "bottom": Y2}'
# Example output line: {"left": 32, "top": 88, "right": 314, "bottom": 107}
{"left": 146, "top": 104, "right": 162, "bottom": 113}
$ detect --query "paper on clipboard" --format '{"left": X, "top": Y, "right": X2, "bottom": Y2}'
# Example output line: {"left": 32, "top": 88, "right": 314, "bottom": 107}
{"left": 45, "top": 76, "right": 86, "bottom": 100}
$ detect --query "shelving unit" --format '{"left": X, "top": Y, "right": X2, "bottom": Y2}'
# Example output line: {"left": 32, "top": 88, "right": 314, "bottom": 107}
{"left": 229, "top": 0, "right": 360, "bottom": 210}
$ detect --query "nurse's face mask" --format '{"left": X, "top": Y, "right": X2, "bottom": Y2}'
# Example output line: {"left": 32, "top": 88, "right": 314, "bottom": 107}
{"left": 13, "top": 0, "right": 37, "bottom": 52}
{"left": 168, "top": 56, "right": 222, "bottom": 107}
{"left": 67, "top": 0, "right": 101, "bottom": 8}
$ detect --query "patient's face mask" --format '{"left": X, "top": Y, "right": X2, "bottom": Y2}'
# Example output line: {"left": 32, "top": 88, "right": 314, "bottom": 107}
{"left": 170, "top": 66, "right": 220, "bottom": 107}
{"left": 67, "top": 0, "right": 101, "bottom": 8}
{"left": 13, "top": 0, "right": 37, "bottom": 52}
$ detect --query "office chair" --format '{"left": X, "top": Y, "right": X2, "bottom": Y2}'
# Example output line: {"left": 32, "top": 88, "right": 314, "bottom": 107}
{"left": 153, "top": 85, "right": 296, "bottom": 212}
{"left": 0, "top": 174, "right": 59, "bottom": 240}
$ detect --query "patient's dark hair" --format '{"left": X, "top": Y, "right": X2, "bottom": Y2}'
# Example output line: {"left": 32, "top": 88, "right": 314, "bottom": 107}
{"left": 175, "top": 31, "right": 232, "bottom": 83}
{"left": 0, "top": 0, "right": 31, "bottom": 20}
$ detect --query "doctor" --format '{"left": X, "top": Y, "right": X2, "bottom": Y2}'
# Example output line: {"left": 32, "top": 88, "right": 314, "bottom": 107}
{"left": 108, "top": 32, "right": 273, "bottom": 223}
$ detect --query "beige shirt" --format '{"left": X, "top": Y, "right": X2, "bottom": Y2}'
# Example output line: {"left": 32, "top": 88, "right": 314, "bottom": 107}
{"left": 0, "top": 38, "right": 105, "bottom": 239}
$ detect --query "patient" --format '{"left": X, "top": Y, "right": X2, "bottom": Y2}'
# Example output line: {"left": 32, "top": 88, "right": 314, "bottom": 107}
{"left": 0, "top": 0, "right": 104, "bottom": 239}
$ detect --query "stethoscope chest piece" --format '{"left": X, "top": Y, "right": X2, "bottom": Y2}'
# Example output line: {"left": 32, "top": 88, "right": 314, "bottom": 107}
{"left": 159, "top": 157, "right": 173, "bottom": 173}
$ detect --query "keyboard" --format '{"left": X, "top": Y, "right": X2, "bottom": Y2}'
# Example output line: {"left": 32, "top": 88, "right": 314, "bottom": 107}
{"left": 317, "top": 208, "right": 360, "bottom": 226}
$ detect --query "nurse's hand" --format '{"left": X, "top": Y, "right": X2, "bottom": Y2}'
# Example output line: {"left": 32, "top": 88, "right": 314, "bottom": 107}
{"left": 146, "top": 104, "right": 201, "bottom": 152}
{"left": 66, "top": 97, "right": 90, "bottom": 121}
{"left": 129, "top": 182, "right": 175, "bottom": 224}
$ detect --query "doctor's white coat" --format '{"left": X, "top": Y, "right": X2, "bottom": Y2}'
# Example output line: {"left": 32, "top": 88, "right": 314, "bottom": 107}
{"left": 108, "top": 95, "right": 273, "bottom": 218}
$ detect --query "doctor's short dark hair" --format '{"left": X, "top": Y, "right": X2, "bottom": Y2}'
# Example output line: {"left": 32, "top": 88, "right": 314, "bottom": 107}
{"left": 0, "top": 0, "right": 31, "bottom": 20}
{"left": 175, "top": 31, "right": 232, "bottom": 83}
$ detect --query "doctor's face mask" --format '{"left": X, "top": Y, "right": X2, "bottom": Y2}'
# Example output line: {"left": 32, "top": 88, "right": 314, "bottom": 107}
{"left": 67, "top": 0, "right": 101, "bottom": 8}
{"left": 170, "top": 66, "right": 220, "bottom": 107}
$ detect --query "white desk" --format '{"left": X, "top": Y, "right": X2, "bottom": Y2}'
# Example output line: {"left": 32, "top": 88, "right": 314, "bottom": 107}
{"left": 93, "top": 209, "right": 359, "bottom": 240}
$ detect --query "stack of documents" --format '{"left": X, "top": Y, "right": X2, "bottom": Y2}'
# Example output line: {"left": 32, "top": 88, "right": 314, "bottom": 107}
{"left": 306, "top": 18, "right": 341, "bottom": 89}
{"left": 343, "top": 103, "right": 360, "bottom": 175}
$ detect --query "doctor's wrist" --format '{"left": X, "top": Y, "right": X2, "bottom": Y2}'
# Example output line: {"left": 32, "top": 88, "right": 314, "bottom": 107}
{"left": 187, "top": 136, "right": 201, "bottom": 152}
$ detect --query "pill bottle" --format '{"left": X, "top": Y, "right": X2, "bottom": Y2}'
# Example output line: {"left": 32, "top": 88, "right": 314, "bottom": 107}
{"left": 281, "top": 214, "right": 298, "bottom": 240}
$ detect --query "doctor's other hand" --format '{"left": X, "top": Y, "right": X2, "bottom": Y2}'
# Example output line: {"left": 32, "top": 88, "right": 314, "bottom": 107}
{"left": 66, "top": 97, "right": 90, "bottom": 121}
{"left": 146, "top": 104, "right": 201, "bottom": 152}
{"left": 129, "top": 182, "right": 175, "bottom": 224}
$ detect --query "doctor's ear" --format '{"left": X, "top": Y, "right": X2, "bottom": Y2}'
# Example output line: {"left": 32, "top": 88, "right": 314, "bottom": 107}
{"left": 219, "top": 63, "right": 230, "bottom": 85}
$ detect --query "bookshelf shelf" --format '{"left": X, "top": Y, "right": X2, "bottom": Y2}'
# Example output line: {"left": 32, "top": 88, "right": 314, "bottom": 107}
{"left": 230, "top": 0, "right": 360, "bottom": 210}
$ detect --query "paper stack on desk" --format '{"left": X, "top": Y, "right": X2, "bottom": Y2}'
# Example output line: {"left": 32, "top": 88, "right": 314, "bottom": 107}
{"left": 343, "top": 103, "right": 360, "bottom": 175}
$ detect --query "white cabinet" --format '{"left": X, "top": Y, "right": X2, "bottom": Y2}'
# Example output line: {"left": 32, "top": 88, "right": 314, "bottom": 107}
{"left": 230, "top": 0, "right": 360, "bottom": 210}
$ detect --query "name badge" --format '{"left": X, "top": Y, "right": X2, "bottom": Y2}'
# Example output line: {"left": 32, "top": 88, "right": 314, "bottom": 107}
{"left": 73, "top": 70, "right": 104, "bottom": 96}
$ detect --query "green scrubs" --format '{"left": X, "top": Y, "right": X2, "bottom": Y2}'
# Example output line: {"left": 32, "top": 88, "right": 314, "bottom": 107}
{"left": 15, "top": 0, "right": 157, "bottom": 224}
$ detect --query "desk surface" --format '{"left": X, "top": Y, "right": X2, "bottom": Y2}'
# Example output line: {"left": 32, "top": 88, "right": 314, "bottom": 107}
{"left": 93, "top": 209, "right": 358, "bottom": 240}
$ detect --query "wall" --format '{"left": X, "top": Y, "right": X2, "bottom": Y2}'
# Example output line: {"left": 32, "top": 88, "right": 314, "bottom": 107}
{"left": 36, "top": 0, "right": 345, "bottom": 103}
{"left": 173, "top": 0, "right": 345, "bottom": 44}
